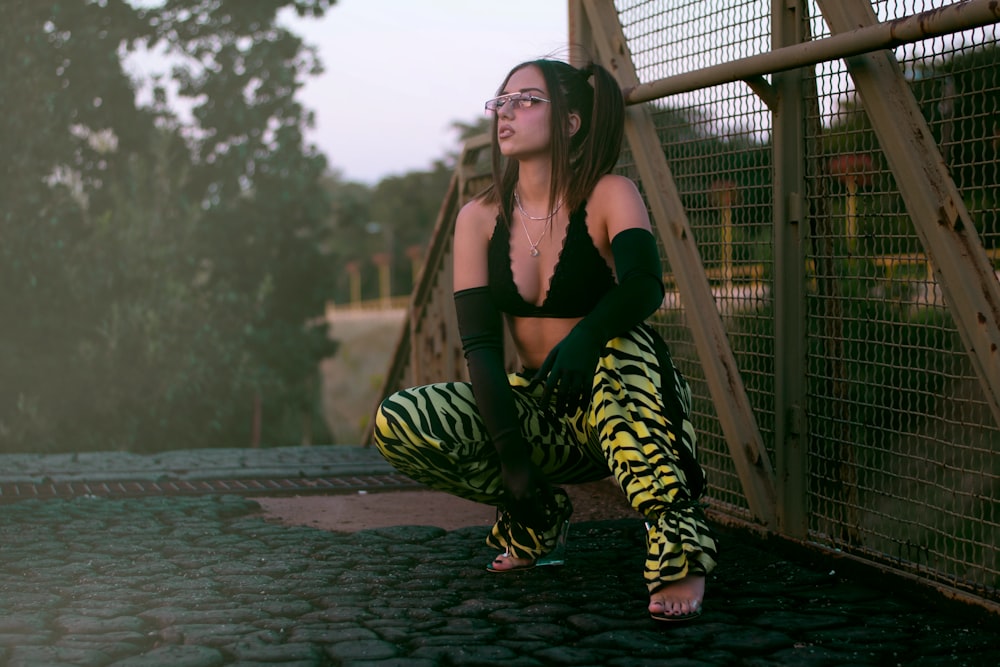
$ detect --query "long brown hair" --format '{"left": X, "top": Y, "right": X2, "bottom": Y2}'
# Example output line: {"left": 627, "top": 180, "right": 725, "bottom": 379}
{"left": 483, "top": 59, "right": 624, "bottom": 227}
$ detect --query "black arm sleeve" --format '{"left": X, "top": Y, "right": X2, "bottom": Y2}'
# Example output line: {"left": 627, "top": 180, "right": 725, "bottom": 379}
{"left": 454, "top": 286, "right": 528, "bottom": 464}
{"left": 574, "top": 227, "right": 665, "bottom": 341}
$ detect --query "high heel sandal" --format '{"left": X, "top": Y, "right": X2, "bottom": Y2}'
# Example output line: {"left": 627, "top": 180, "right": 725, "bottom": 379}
{"left": 486, "top": 518, "right": 570, "bottom": 572}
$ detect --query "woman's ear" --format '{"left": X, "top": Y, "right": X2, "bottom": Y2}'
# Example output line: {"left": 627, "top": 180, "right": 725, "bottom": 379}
{"left": 567, "top": 112, "right": 581, "bottom": 137}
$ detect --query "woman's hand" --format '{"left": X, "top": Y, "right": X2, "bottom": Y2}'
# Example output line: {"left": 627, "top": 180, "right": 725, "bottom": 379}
{"left": 533, "top": 325, "right": 602, "bottom": 415}
{"left": 500, "top": 456, "right": 557, "bottom": 531}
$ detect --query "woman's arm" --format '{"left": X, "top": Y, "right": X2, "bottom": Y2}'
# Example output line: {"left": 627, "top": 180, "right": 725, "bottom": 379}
{"left": 452, "top": 199, "right": 491, "bottom": 292}
{"left": 596, "top": 174, "right": 655, "bottom": 241}
{"left": 453, "top": 201, "right": 554, "bottom": 529}
{"left": 453, "top": 202, "right": 517, "bottom": 455}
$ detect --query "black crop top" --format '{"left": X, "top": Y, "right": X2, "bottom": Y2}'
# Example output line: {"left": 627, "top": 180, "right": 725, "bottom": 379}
{"left": 487, "top": 203, "right": 616, "bottom": 318}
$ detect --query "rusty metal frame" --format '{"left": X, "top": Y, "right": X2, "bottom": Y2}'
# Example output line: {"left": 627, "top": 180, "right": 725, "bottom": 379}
{"left": 621, "top": 0, "right": 1000, "bottom": 103}
{"left": 770, "top": 0, "right": 812, "bottom": 539}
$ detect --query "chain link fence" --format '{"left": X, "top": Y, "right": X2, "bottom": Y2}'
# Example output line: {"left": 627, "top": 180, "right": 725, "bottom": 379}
{"left": 613, "top": 0, "right": 999, "bottom": 604}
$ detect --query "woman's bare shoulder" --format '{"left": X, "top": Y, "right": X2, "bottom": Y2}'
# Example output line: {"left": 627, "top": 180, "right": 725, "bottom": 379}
{"left": 590, "top": 173, "right": 642, "bottom": 202}
{"left": 588, "top": 174, "right": 651, "bottom": 235}
{"left": 454, "top": 196, "right": 500, "bottom": 253}
{"left": 456, "top": 196, "right": 498, "bottom": 231}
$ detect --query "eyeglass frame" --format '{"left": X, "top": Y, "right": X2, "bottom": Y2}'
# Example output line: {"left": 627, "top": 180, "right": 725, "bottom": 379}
{"left": 484, "top": 91, "right": 551, "bottom": 114}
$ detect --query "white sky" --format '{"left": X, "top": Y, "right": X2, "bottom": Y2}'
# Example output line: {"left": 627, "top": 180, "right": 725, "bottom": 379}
{"left": 280, "top": 1, "right": 570, "bottom": 184}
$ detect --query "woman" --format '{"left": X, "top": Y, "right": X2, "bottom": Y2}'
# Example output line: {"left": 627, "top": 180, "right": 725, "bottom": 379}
{"left": 374, "top": 58, "right": 717, "bottom": 622}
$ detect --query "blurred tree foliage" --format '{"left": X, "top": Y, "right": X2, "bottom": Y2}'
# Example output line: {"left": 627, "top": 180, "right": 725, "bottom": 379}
{"left": 317, "top": 118, "right": 487, "bottom": 303}
{"left": 321, "top": 121, "right": 481, "bottom": 304}
{"left": 0, "top": 0, "right": 339, "bottom": 452}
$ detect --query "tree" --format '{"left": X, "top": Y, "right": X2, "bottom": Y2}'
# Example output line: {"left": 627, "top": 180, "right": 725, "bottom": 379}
{"left": 368, "top": 162, "right": 452, "bottom": 296}
{"left": 319, "top": 171, "right": 373, "bottom": 304}
{"left": 0, "top": 0, "right": 338, "bottom": 452}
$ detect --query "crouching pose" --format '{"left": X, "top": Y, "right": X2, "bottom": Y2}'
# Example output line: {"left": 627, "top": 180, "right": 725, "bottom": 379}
{"left": 374, "top": 58, "right": 718, "bottom": 622}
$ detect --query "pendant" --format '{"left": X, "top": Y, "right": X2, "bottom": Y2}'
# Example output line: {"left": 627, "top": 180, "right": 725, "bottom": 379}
{"left": 529, "top": 247, "right": 540, "bottom": 257}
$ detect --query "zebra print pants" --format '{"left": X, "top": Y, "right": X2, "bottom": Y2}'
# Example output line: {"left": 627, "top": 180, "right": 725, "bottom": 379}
{"left": 373, "top": 324, "right": 718, "bottom": 593}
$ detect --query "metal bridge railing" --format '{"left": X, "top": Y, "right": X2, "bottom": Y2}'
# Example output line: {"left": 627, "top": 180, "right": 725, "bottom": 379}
{"left": 371, "top": 0, "right": 1000, "bottom": 611}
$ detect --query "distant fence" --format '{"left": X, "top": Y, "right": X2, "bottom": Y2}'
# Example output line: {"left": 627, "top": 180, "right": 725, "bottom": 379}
{"left": 371, "top": 1, "right": 1000, "bottom": 611}
{"left": 326, "top": 297, "right": 409, "bottom": 316}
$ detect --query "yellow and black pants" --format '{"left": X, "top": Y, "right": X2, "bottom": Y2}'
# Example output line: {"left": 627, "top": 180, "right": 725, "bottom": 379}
{"left": 373, "top": 324, "right": 718, "bottom": 593}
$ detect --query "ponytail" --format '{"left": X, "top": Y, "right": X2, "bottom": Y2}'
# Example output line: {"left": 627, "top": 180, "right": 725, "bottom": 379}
{"left": 566, "top": 62, "right": 624, "bottom": 210}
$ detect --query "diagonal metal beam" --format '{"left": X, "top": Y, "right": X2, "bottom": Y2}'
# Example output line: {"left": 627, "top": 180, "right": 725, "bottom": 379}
{"left": 817, "top": 0, "right": 1000, "bottom": 431}
{"left": 579, "top": 0, "right": 779, "bottom": 529}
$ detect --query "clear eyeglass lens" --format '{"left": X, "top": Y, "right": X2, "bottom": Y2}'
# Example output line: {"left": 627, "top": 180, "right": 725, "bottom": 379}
{"left": 486, "top": 93, "right": 537, "bottom": 113}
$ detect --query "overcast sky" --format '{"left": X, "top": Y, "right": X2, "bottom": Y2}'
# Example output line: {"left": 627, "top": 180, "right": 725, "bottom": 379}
{"left": 280, "top": 1, "right": 570, "bottom": 184}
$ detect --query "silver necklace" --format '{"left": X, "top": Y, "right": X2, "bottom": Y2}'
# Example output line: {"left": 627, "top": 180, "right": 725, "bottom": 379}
{"left": 514, "top": 191, "right": 562, "bottom": 257}
{"left": 514, "top": 191, "right": 563, "bottom": 220}
{"left": 518, "top": 210, "right": 550, "bottom": 257}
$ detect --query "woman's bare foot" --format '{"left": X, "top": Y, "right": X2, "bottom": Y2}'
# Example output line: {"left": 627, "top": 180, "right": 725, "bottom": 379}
{"left": 648, "top": 575, "right": 705, "bottom": 621}
{"left": 487, "top": 552, "right": 535, "bottom": 572}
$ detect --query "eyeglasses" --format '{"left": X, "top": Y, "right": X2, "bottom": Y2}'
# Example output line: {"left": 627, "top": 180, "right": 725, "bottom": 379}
{"left": 484, "top": 92, "right": 551, "bottom": 113}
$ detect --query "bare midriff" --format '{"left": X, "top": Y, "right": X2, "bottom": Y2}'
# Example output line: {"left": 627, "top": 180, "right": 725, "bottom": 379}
{"left": 508, "top": 315, "right": 583, "bottom": 370}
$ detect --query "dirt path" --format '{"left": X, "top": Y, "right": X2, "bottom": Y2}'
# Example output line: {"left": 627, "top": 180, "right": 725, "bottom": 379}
{"left": 254, "top": 479, "right": 638, "bottom": 532}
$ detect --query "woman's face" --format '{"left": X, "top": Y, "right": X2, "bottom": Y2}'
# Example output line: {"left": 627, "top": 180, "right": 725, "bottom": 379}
{"left": 494, "top": 65, "right": 552, "bottom": 160}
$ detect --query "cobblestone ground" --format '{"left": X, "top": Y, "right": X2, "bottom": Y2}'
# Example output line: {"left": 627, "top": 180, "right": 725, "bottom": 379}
{"left": 1, "top": 494, "right": 998, "bottom": 666}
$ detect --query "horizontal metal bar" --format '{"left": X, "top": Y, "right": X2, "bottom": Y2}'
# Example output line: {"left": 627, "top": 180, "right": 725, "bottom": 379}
{"left": 624, "top": 0, "right": 1000, "bottom": 104}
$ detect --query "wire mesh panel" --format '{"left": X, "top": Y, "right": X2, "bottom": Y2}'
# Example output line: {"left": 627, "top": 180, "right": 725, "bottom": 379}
{"left": 804, "top": 0, "right": 1000, "bottom": 596}
{"left": 609, "top": 0, "right": 1000, "bottom": 602}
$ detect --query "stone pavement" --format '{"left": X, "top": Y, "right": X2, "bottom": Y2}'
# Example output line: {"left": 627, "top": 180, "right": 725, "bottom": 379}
{"left": 0, "top": 446, "right": 416, "bottom": 503}
{"left": 1, "top": 446, "right": 999, "bottom": 666}
{"left": 0, "top": 445, "right": 399, "bottom": 484}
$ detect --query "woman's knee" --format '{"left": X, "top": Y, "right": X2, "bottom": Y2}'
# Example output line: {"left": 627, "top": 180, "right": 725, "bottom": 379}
{"left": 372, "top": 391, "right": 407, "bottom": 455}
{"left": 372, "top": 386, "right": 445, "bottom": 453}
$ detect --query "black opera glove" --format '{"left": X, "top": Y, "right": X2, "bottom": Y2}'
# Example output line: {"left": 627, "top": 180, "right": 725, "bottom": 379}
{"left": 498, "top": 455, "right": 559, "bottom": 531}
{"left": 534, "top": 323, "right": 603, "bottom": 416}
{"left": 455, "top": 287, "right": 557, "bottom": 528}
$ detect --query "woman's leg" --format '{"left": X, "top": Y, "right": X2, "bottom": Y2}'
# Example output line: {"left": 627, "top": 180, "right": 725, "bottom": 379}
{"left": 488, "top": 374, "right": 611, "bottom": 566}
{"left": 587, "top": 326, "right": 719, "bottom": 616}
{"left": 374, "top": 382, "right": 500, "bottom": 505}
{"left": 373, "top": 379, "right": 606, "bottom": 560}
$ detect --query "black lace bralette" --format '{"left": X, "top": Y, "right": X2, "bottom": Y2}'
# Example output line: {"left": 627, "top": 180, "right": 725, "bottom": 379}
{"left": 487, "top": 203, "right": 616, "bottom": 318}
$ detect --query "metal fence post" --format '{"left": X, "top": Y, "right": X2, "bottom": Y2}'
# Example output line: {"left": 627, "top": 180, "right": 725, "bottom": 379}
{"left": 771, "top": 0, "right": 811, "bottom": 539}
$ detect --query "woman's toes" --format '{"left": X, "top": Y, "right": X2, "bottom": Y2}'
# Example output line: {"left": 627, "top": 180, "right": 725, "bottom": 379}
{"left": 649, "top": 595, "right": 701, "bottom": 617}
{"left": 488, "top": 553, "right": 534, "bottom": 571}
{"left": 649, "top": 575, "right": 705, "bottom": 617}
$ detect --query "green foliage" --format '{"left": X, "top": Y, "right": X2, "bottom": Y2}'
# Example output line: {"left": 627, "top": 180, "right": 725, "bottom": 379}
{"left": 0, "top": 0, "right": 337, "bottom": 452}
{"left": 320, "top": 162, "right": 452, "bottom": 305}
{"left": 802, "top": 43, "right": 1000, "bottom": 451}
